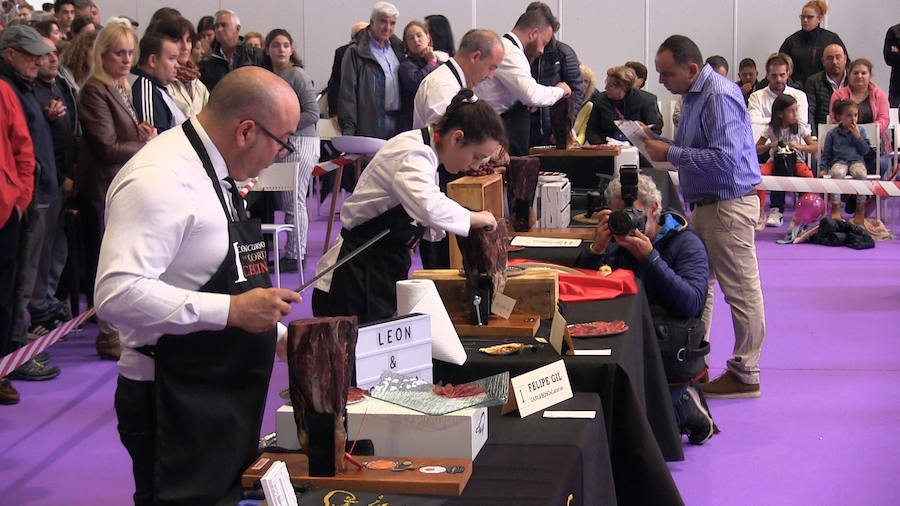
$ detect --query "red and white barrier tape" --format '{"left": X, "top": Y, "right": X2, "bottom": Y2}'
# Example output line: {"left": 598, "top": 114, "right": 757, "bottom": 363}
{"left": 237, "top": 154, "right": 363, "bottom": 197}
{"left": 668, "top": 172, "right": 900, "bottom": 197}
{"left": 311, "top": 154, "right": 362, "bottom": 178}
{"left": 0, "top": 308, "right": 95, "bottom": 378}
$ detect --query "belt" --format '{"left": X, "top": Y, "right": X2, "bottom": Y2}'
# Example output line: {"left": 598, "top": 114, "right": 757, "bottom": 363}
{"left": 690, "top": 189, "right": 757, "bottom": 210}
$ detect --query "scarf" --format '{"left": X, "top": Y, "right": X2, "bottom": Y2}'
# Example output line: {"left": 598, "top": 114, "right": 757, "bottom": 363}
{"left": 175, "top": 61, "right": 201, "bottom": 99}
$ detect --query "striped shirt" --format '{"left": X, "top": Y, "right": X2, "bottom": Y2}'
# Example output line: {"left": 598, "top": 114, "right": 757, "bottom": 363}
{"left": 666, "top": 64, "right": 761, "bottom": 203}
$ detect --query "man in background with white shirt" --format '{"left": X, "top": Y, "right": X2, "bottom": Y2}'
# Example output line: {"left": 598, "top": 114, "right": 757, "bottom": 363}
{"left": 748, "top": 53, "right": 810, "bottom": 129}
{"left": 95, "top": 67, "right": 301, "bottom": 505}
{"left": 412, "top": 28, "right": 503, "bottom": 128}
{"left": 747, "top": 53, "right": 809, "bottom": 226}
{"left": 475, "top": 2, "right": 571, "bottom": 155}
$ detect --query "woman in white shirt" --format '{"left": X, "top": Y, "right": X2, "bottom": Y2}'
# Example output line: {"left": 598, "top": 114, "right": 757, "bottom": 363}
{"left": 312, "top": 90, "right": 503, "bottom": 323}
{"left": 150, "top": 16, "right": 209, "bottom": 118}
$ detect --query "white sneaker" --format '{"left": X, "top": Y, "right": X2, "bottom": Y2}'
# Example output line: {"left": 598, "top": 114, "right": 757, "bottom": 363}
{"left": 766, "top": 209, "right": 783, "bottom": 227}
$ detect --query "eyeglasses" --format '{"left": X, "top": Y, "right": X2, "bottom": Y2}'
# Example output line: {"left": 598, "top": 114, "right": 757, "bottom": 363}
{"left": 254, "top": 121, "right": 294, "bottom": 158}
{"left": 798, "top": 14, "right": 817, "bottom": 20}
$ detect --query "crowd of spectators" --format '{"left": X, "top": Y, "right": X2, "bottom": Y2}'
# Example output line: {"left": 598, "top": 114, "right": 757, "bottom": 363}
{"left": 0, "top": 0, "right": 897, "bottom": 440}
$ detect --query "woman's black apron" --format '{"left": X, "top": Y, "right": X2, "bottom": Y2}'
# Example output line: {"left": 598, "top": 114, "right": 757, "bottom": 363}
{"left": 312, "top": 129, "right": 430, "bottom": 324}
{"left": 420, "top": 63, "right": 464, "bottom": 269}
{"left": 139, "top": 121, "right": 276, "bottom": 504}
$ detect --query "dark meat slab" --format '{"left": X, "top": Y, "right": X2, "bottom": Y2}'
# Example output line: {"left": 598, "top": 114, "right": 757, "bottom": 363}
{"left": 287, "top": 316, "right": 358, "bottom": 473}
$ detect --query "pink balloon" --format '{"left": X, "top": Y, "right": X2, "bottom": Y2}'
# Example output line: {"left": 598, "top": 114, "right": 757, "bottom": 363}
{"left": 794, "top": 193, "right": 825, "bottom": 224}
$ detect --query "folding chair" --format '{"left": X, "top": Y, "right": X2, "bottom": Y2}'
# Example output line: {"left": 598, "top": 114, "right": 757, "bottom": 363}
{"left": 246, "top": 162, "right": 301, "bottom": 287}
{"left": 818, "top": 123, "right": 882, "bottom": 220}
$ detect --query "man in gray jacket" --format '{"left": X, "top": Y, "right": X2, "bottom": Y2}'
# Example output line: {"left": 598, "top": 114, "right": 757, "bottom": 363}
{"left": 338, "top": 2, "right": 405, "bottom": 139}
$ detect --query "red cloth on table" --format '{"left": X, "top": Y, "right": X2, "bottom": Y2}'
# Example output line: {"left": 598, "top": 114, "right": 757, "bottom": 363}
{"left": 508, "top": 258, "right": 638, "bottom": 302}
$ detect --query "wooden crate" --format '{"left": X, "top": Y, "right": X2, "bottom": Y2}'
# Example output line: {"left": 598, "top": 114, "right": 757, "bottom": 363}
{"left": 446, "top": 174, "right": 504, "bottom": 269}
{"left": 411, "top": 269, "right": 558, "bottom": 319}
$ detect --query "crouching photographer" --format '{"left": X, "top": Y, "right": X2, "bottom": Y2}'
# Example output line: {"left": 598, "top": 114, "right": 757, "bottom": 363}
{"left": 574, "top": 168, "right": 718, "bottom": 445}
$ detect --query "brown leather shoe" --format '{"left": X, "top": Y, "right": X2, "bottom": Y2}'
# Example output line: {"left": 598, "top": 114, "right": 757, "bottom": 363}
{"left": 0, "top": 377, "right": 20, "bottom": 405}
{"left": 96, "top": 331, "right": 122, "bottom": 361}
{"left": 701, "top": 370, "right": 760, "bottom": 399}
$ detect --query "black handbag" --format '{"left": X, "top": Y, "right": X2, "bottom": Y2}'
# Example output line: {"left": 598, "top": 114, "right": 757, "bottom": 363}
{"left": 650, "top": 306, "right": 710, "bottom": 384}
{"left": 772, "top": 150, "right": 797, "bottom": 177}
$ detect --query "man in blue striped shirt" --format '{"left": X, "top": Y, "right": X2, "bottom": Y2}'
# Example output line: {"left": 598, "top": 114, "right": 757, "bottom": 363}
{"left": 644, "top": 35, "right": 765, "bottom": 399}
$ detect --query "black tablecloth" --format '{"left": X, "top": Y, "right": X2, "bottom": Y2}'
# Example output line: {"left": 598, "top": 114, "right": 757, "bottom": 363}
{"left": 450, "top": 393, "right": 616, "bottom": 506}
{"left": 280, "top": 394, "right": 616, "bottom": 506}
{"left": 434, "top": 282, "right": 683, "bottom": 506}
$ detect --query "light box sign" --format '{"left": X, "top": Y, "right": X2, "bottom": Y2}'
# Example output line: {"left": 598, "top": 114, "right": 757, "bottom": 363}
{"left": 356, "top": 313, "right": 433, "bottom": 389}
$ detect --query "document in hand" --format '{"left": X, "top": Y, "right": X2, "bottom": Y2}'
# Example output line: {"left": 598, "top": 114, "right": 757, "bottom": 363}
{"left": 614, "top": 120, "right": 673, "bottom": 169}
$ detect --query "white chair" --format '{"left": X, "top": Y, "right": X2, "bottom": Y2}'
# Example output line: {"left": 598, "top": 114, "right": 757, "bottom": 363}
{"left": 818, "top": 123, "right": 882, "bottom": 220}
{"left": 247, "top": 162, "right": 301, "bottom": 288}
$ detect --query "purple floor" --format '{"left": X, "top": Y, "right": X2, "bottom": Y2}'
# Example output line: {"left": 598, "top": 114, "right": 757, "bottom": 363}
{"left": 2, "top": 200, "right": 900, "bottom": 505}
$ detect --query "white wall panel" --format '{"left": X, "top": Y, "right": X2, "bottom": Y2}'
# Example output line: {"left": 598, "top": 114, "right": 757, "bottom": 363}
{"left": 648, "top": 0, "right": 734, "bottom": 108}
{"left": 829, "top": 0, "right": 899, "bottom": 94}
{"left": 563, "top": 0, "right": 646, "bottom": 95}
{"left": 132, "top": 0, "right": 219, "bottom": 33}
{"left": 736, "top": 0, "right": 798, "bottom": 80}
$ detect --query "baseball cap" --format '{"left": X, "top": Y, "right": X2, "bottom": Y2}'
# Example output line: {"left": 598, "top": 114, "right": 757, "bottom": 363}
{"left": 0, "top": 25, "right": 54, "bottom": 56}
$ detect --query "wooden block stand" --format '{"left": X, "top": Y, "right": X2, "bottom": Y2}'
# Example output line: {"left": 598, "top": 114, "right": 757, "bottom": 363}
{"left": 411, "top": 269, "right": 558, "bottom": 319}
{"left": 243, "top": 452, "right": 472, "bottom": 496}
{"left": 446, "top": 174, "right": 504, "bottom": 269}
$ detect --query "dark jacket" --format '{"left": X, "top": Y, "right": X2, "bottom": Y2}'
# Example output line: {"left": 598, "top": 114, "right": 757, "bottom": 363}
{"left": 398, "top": 55, "right": 438, "bottom": 133}
{"left": 129, "top": 68, "right": 175, "bottom": 132}
{"left": 327, "top": 30, "right": 365, "bottom": 117}
{"left": 884, "top": 23, "right": 900, "bottom": 105}
{"left": 0, "top": 57, "right": 59, "bottom": 206}
{"left": 76, "top": 77, "right": 144, "bottom": 203}
{"left": 34, "top": 78, "right": 76, "bottom": 183}
{"left": 804, "top": 70, "right": 848, "bottom": 136}
{"left": 338, "top": 28, "right": 404, "bottom": 139}
{"left": 574, "top": 211, "right": 708, "bottom": 318}
{"left": 585, "top": 87, "right": 662, "bottom": 145}
{"left": 736, "top": 79, "right": 765, "bottom": 105}
{"left": 198, "top": 39, "right": 263, "bottom": 91}
{"left": 779, "top": 26, "right": 845, "bottom": 87}
{"left": 530, "top": 38, "right": 583, "bottom": 146}
{"left": 327, "top": 43, "right": 351, "bottom": 117}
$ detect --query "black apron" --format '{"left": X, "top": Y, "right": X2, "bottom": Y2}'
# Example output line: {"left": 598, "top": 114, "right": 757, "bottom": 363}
{"left": 501, "top": 34, "right": 531, "bottom": 156}
{"left": 140, "top": 121, "right": 276, "bottom": 504}
{"left": 313, "top": 129, "right": 430, "bottom": 324}
{"left": 420, "top": 65, "right": 465, "bottom": 269}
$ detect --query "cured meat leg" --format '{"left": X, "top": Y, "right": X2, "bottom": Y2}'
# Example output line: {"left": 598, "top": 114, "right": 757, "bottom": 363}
{"left": 287, "top": 316, "right": 358, "bottom": 475}
{"left": 456, "top": 219, "right": 509, "bottom": 298}
{"left": 506, "top": 157, "right": 540, "bottom": 232}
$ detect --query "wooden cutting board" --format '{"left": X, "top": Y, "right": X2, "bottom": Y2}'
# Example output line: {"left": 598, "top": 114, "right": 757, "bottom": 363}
{"left": 450, "top": 312, "right": 541, "bottom": 337}
{"left": 243, "top": 452, "right": 472, "bottom": 496}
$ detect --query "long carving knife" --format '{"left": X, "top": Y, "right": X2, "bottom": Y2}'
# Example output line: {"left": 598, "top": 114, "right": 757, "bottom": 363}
{"left": 294, "top": 228, "right": 390, "bottom": 293}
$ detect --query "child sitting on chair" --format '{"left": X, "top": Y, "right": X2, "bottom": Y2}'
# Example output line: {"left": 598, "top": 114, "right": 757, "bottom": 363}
{"left": 821, "top": 99, "right": 872, "bottom": 224}
{"left": 755, "top": 94, "right": 817, "bottom": 230}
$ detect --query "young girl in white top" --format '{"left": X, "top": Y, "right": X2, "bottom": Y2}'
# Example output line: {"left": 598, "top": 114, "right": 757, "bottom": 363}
{"left": 755, "top": 93, "right": 817, "bottom": 230}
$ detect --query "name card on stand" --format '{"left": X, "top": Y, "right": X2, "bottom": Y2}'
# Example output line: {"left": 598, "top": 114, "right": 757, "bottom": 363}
{"left": 356, "top": 313, "right": 432, "bottom": 389}
{"left": 502, "top": 360, "right": 573, "bottom": 418}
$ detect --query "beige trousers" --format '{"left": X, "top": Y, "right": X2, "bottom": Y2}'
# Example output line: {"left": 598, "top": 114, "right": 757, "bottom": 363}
{"left": 690, "top": 195, "right": 766, "bottom": 384}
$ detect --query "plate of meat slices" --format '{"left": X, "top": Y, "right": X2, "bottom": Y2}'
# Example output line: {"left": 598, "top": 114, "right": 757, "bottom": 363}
{"left": 433, "top": 382, "right": 487, "bottom": 398}
{"left": 567, "top": 320, "right": 629, "bottom": 338}
{"left": 347, "top": 387, "right": 368, "bottom": 405}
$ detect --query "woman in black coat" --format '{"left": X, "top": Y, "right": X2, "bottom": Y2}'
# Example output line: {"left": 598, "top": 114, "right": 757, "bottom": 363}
{"left": 779, "top": 0, "right": 845, "bottom": 87}
{"left": 585, "top": 65, "right": 662, "bottom": 146}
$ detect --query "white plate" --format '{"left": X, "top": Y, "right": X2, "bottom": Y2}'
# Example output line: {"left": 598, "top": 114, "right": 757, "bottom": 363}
{"left": 330, "top": 135, "right": 387, "bottom": 155}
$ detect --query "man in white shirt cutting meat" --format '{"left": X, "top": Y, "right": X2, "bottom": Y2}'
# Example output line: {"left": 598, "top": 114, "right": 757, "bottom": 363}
{"left": 474, "top": 2, "right": 571, "bottom": 155}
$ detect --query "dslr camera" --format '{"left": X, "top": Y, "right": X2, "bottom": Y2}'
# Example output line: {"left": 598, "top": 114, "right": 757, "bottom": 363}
{"left": 608, "top": 165, "right": 647, "bottom": 236}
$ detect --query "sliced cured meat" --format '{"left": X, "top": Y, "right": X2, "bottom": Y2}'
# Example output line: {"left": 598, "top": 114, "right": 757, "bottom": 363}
{"left": 568, "top": 320, "right": 629, "bottom": 337}
{"left": 347, "top": 387, "right": 367, "bottom": 404}
{"left": 479, "top": 342, "right": 533, "bottom": 355}
{"left": 456, "top": 220, "right": 509, "bottom": 297}
{"left": 432, "top": 382, "right": 487, "bottom": 398}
